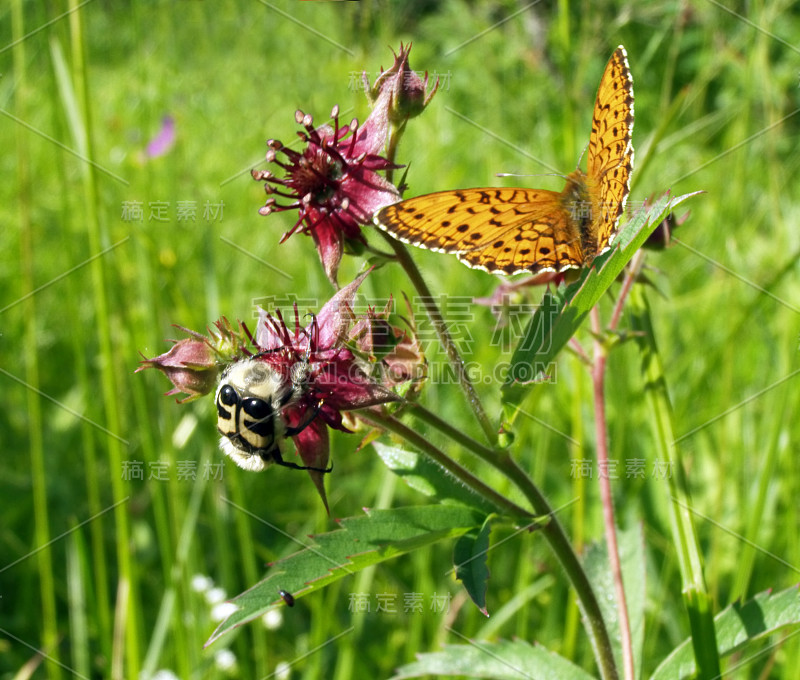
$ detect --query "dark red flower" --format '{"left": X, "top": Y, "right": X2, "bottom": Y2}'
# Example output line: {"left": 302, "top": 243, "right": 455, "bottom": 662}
{"left": 139, "top": 273, "right": 411, "bottom": 511}
{"left": 255, "top": 272, "right": 400, "bottom": 434}
{"left": 252, "top": 106, "right": 401, "bottom": 285}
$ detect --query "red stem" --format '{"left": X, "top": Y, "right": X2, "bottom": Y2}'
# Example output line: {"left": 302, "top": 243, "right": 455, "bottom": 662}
{"left": 591, "top": 303, "right": 635, "bottom": 680}
{"left": 590, "top": 254, "right": 646, "bottom": 677}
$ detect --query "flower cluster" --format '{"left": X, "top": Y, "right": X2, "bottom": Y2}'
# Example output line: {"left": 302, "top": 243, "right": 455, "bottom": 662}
{"left": 251, "top": 107, "right": 401, "bottom": 285}
{"left": 140, "top": 44, "right": 437, "bottom": 509}
{"left": 139, "top": 273, "right": 421, "bottom": 510}
{"left": 251, "top": 43, "right": 437, "bottom": 284}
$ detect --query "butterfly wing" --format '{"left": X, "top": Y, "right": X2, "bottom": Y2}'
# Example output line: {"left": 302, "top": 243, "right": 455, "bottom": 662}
{"left": 373, "top": 46, "right": 634, "bottom": 275}
{"left": 375, "top": 188, "right": 583, "bottom": 275}
{"left": 588, "top": 45, "right": 635, "bottom": 249}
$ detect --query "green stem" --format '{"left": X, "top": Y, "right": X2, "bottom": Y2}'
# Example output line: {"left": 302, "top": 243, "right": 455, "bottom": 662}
{"left": 410, "top": 403, "right": 503, "bottom": 465}
{"left": 484, "top": 453, "right": 619, "bottom": 680}
{"left": 375, "top": 95, "right": 615, "bottom": 680}
{"left": 69, "top": 4, "right": 139, "bottom": 678}
{"left": 380, "top": 120, "right": 496, "bottom": 446}
{"left": 13, "top": 3, "right": 62, "bottom": 677}
{"left": 382, "top": 234, "right": 497, "bottom": 445}
{"left": 384, "top": 120, "right": 406, "bottom": 181}
{"left": 629, "top": 284, "right": 721, "bottom": 678}
{"left": 370, "top": 402, "right": 619, "bottom": 680}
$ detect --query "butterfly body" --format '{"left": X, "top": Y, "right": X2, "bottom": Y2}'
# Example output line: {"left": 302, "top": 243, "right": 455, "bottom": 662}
{"left": 375, "top": 46, "right": 634, "bottom": 275}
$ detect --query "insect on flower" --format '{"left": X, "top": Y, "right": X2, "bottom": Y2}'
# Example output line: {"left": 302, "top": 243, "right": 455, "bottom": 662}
{"left": 137, "top": 271, "right": 418, "bottom": 511}
{"left": 214, "top": 350, "right": 330, "bottom": 474}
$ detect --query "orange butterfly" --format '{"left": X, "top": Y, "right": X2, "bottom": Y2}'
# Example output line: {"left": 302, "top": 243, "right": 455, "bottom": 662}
{"left": 374, "top": 46, "right": 634, "bottom": 275}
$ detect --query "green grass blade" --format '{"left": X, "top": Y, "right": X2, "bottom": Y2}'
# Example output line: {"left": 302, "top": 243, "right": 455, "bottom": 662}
{"left": 140, "top": 450, "right": 209, "bottom": 677}
{"left": 66, "top": 531, "right": 90, "bottom": 678}
{"left": 61, "top": 3, "right": 139, "bottom": 676}
{"left": 12, "top": 1, "right": 62, "bottom": 676}
{"left": 629, "top": 285, "right": 721, "bottom": 679}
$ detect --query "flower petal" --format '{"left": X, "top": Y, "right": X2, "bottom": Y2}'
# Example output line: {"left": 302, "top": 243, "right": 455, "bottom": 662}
{"left": 294, "top": 419, "right": 330, "bottom": 513}
{"left": 315, "top": 270, "right": 370, "bottom": 347}
{"left": 314, "top": 360, "right": 399, "bottom": 411}
{"left": 310, "top": 218, "right": 345, "bottom": 288}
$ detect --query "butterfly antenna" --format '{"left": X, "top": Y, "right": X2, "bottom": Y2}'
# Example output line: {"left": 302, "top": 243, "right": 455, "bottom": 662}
{"left": 576, "top": 142, "right": 589, "bottom": 169}
{"left": 496, "top": 172, "right": 570, "bottom": 180}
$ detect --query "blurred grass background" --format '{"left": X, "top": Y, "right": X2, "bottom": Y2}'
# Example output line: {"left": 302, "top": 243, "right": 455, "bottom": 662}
{"left": 1, "top": 0, "right": 799, "bottom": 678}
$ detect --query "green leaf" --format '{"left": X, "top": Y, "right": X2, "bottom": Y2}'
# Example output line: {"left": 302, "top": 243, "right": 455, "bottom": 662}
{"left": 453, "top": 515, "right": 495, "bottom": 616}
{"left": 206, "top": 504, "right": 485, "bottom": 646}
{"left": 374, "top": 442, "right": 497, "bottom": 512}
{"left": 502, "top": 191, "right": 701, "bottom": 408}
{"left": 581, "top": 524, "right": 646, "bottom": 679}
{"left": 391, "top": 639, "right": 596, "bottom": 679}
{"left": 650, "top": 585, "right": 800, "bottom": 680}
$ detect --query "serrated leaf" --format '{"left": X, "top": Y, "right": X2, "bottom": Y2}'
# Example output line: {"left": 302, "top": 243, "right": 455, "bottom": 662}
{"left": 453, "top": 516, "right": 494, "bottom": 616}
{"left": 206, "top": 504, "right": 485, "bottom": 646}
{"left": 581, "top": 524, "right": 646, "bottom": 679}
{"left": 374, "top": 442, "right": 497, "bottom": 512}
{"left": 391, "top": 639, "right": 596, "bottom": 679}
{"left": 502, "top": 191, "right": 701, "bottom": 408}
{"left": 650, "top": 585, "right": 800, "bottom": 680}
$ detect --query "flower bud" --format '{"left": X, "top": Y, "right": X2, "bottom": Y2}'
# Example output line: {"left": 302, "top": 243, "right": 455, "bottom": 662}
{"left": 368, "top": 42, "right": 439, "bottom": 124}
{"left": 137, "top": 337, "right": 219, "bottom": 403}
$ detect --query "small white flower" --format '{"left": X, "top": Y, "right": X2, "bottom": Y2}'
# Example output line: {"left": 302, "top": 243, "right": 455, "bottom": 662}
{"left": 148, "top": 671, "right": 180, "bottom": 680}
{"left": 211, "top": 601, "right": 238, "bottom": 622}
{"left": 261, "top": 608, "right": 283, "bottom": 630}
{"left": 214, "top": 649, "right": 237, "bottom": 672}
{"left": 274, "top": 660, "right": 291, "bottom": 680}
{"left": 205, "top": 586, "right": 227, "bottom": 605}
{"left": 191, "top": 574, "right": 214, "bottom": 594}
